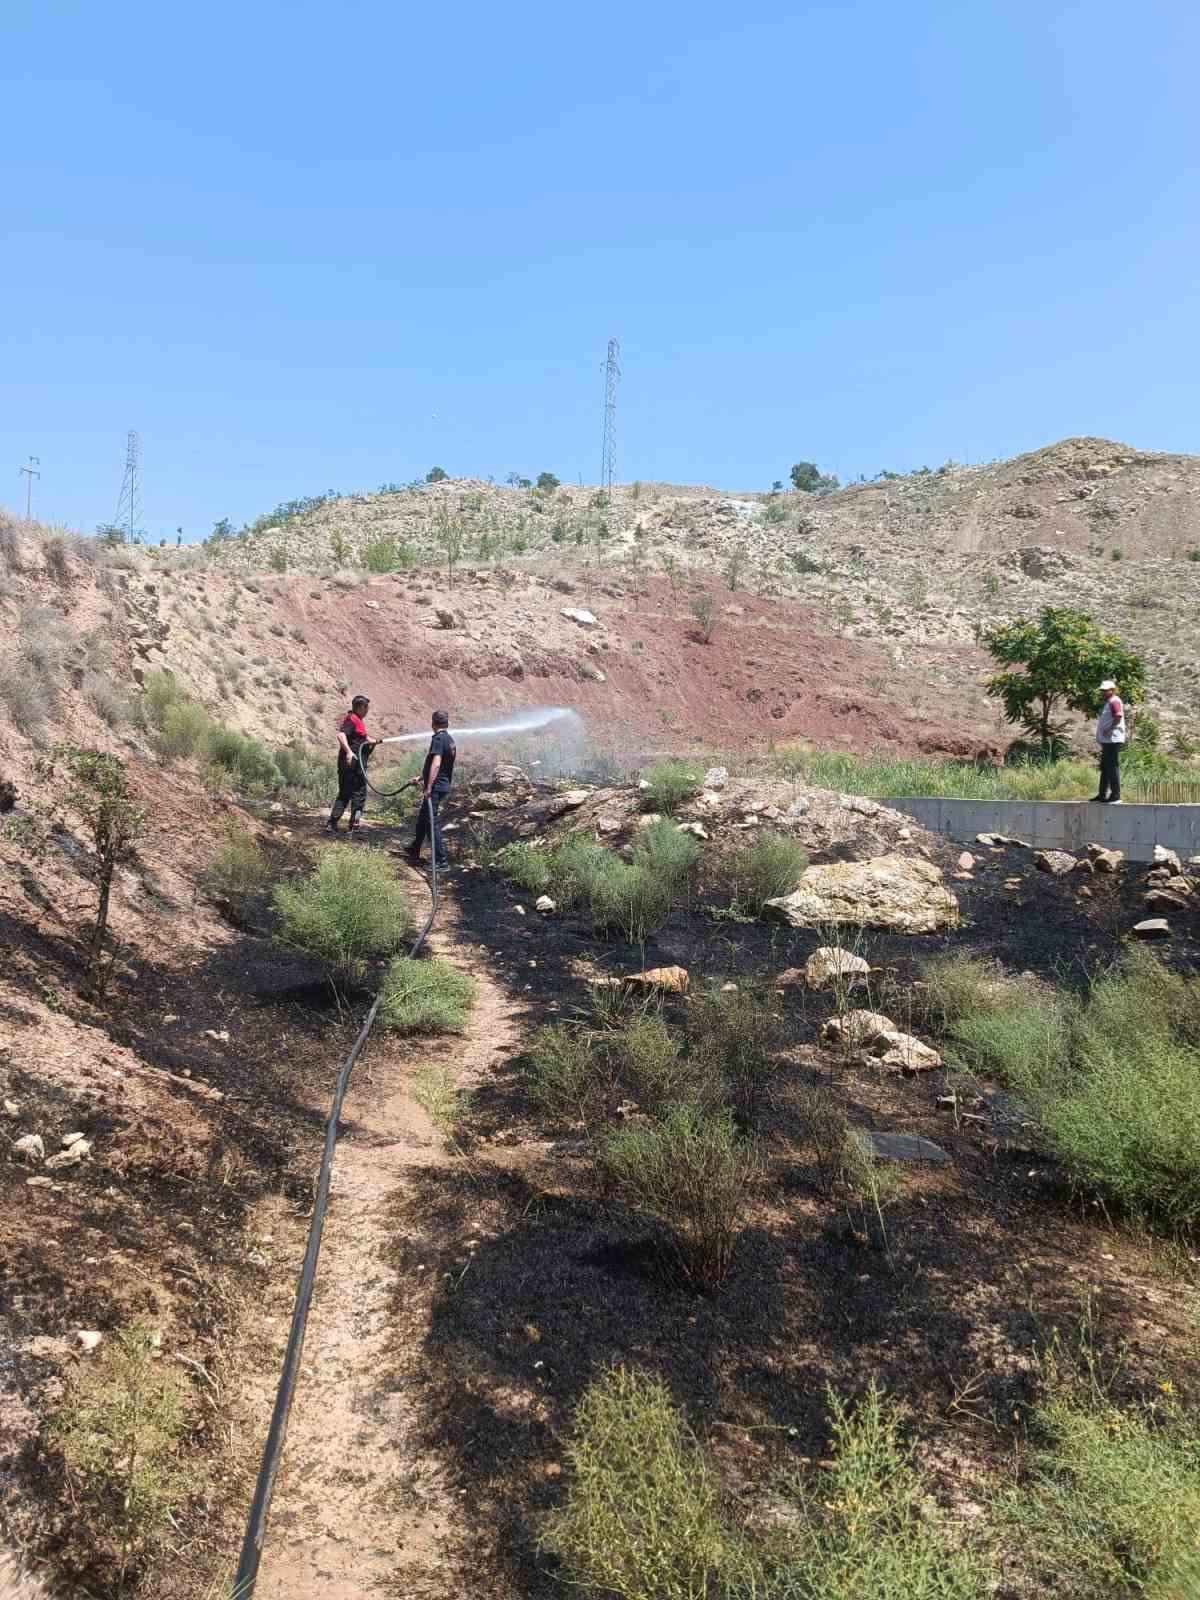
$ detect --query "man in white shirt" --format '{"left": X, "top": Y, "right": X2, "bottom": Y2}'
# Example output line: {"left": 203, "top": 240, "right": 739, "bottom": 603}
{"left": 1092, "top": 679, "right": 1125, "bottom": 804}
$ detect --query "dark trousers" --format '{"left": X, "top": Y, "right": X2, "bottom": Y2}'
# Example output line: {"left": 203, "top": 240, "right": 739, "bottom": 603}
{"left": 411, "top": 785, "right": 449, "bottom": 864}
{"left": 1099, "top": 743, "right": 1121, "bottom": 801}
{"left": 329, "top": 759, "right": 367, "bottom": 826}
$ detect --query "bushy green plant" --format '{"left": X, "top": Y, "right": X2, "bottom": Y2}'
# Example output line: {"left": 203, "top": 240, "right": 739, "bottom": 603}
{"left": 207, "top": 828, "right": 270, "bottom": 903}
{"left": 541, "top": 1365, "right": 746, "bottom": 1600}
{"left": 913, "top": 952, "right": 1024, "bottom": 1032}
{"left": 50, "top": 1323, "right": 190, "bottom": 1594}
{"left": 618, "top": 1016, "right": 694, "bottom": 1115}
{"left": 952, "top": 953, "right": 1200, "bottom": 1229}
{"left": 769, "top": 1384, "right": 987, "bottom": 1599}
{"left": 589, "top": 860, "right": 673, "bottom": 944}
{"left": 496, "top": 841, "right": 552, "bottom": 894}
{"left": 151, "top": 698, "right": 212, "bottom": 760}
{"left": 204, "top": 725, "right": 283, "bottom": 793}
{"left": 642, "top": 759, "right": 702, "bottom": 815}
{"left": 273, "top": 846, "right": 412, "bottom": 978}
{"left": 275, "top": 741, "right": 329, "bottom": 807}
{"left": 633, "top": 818, "right": 700, "bottom": 894}
{"left": 719, "top": 834, "right": 808, "bottom": 914}
{"left": 1003, "top": 1343, "right": 1200, "bottom": 1598}
{"left": 410, "top": 1062, "right": 472, "bottom": 1141}
{"left": 547, "top": 837, "right": 614, "bottom": 908}
{"left": 687, "top": 983, "right": 783, "bottom": 1122}
{"left": 378, "top": 954, "right": 475, "bottom": 1034}
{"left": 528, "top": 1023, "right": 597, "bottom": 1124}
{"left": 361, "top": 535, "right": 417, "bottom": 573}
{"left": 602, "top": 1103, "right": 757, "bottom": 1288}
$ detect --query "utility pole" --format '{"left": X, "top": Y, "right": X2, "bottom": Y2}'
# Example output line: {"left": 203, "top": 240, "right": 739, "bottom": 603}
{"left": 600, "top": 337, "right": 620, "bottom": 502}
{"left": 19, "top": 455, "right": 40, "bottom": 519}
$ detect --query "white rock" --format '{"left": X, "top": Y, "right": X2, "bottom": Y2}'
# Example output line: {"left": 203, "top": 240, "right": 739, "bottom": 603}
{"left": 3, "top": 1099, "right": 18, "bottom": 1116}
{"left": 1153, "top": 845, "right": 1183, "bottom": 874}
{"left": 535, "top": 895, "right": 557, "bottom": 914}
{"left": 13, "top": 1134, "right": 44, "bottom": 1162}
{"left": 514, "top": 904, "right": 526, "bottom": 915}
{"left": 703, "top": 766, "right": 729, "bottom": 790}
{"left": 74, "top": 1330, "right": 104, "bottom": 1353}
{"left": 679, "top": 822, "right": 709, "bottom": 839}
{"left": 46, "top": 1140, "right": 91, "bottom": 1170}
{"left": 62, "top": 1131, "right": 86, "bottom": 1148}
{"left": 804, "top": 947, "right": 871, "bottom": 990}
{"left": 561, "top": 607, "right": 598, "bottom": 627}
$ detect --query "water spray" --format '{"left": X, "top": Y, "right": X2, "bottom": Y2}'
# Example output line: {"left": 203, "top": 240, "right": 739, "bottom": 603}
{"left": 375, "top": 706, "right": 581, "bottom": 746}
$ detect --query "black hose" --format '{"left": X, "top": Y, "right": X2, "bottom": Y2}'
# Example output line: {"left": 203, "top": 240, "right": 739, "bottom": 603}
{"left": 233, "top": 798, "right": 438, "bottom": 1597}
{"left": 357, "top": 742, "right": 418, "bottom": 800}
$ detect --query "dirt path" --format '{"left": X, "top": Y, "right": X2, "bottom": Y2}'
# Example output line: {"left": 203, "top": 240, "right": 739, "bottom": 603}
{"left": 255, "top": 866, "right": 523, "bottom": 1600}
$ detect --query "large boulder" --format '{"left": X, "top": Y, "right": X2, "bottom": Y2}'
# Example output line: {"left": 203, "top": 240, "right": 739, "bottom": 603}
{"left": 763, "top": 855, "right": 958, "bottom": 934}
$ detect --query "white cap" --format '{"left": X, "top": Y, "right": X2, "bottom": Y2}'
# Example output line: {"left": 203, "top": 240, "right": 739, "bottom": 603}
{"left": 1099, "top": 679, "right": 1117, "bottom": 691}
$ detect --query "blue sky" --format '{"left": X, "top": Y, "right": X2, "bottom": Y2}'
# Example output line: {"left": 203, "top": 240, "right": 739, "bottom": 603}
{"left": 3, "top": 0, "right": 1197, "bottom": 540}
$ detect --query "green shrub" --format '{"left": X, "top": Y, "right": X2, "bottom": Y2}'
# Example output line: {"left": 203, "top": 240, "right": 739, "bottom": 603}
{"left": 496, "top": 841, "right": 552, "bottom": 894}
{"left": 719, "top": 834, "right": 808, "bottom": 914}
{"left": 602, "top": 1103, "right": 758, "bottom": 1289}
{"left": 273, "top": 846, "right": 412, "bottom": 977}
{"left": 528, "top": 1023, "right": 597, "bottom": 1124}
{"left": 541, "top": 1365, "right": 745, "bottom": 1600}
{"left": 410, "top": 1062, "right": 472, "bottom": 1140}
{"left": 1004, "top": 1356, "right": 1200, "bottom": 1598}
{"left": 205, "top": 725, "right": 283, "bottom": 793}
{"left": 151, "top": 698, "right": 212, "bottom": 760}
{"left": 618, "top": 1016, "right": 695, "bottom": 1115}
{"left": 687, "top": 983, "right": 783, "bottom": 1122}
{"left": 642, "top": 759, "right": 702, "bottom": 815}
{"left": 952, "top": 954, "right": 1200, "bottom": 1230}
{"left": 378, "top": 954, "right": 475, "bottom": 1034}
{"left": 275, "top": 741, "right": 328, "bottom": 806}
{"left": 589, "top": 860, "right": 673, "bottom": 944}
{"left": 139, "top": 668, "right": 187, "bottom": 730}
{"left": 50, "top": 1323, "right": 191, "bottom": 1592}
{"left": 769, "top": 1384, "right": 987, "bottom": 1599}
{"left": 547, "top": 837, "right": 615, "bottom": 908}
{"left": 914, "top": 952, "right": 1024, "bottom": 1032}
{"left": 362, "top": 535, "right": 417, "bottom": 573}
{"left": 207, "top": 828, "right": 270, "bottom": 902}
{"left": 632, "top": 817, "right": 700, "bottom": 894}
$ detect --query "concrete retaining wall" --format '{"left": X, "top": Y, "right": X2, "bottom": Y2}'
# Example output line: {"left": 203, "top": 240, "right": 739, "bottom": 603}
{"left": 883, "top": 798, "right": 1200, "bottom": 864}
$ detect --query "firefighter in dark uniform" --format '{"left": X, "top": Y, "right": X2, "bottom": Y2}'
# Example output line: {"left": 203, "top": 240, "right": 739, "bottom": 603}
{"left": 327, "top": 694, "right": 377, "bottom": 832}
{"left": 404, "top": 710, "right": 455, "bottom": 868}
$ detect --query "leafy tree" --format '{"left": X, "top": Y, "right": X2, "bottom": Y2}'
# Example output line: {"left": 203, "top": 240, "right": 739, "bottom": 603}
{"left": 435, "top": 507, "right": 464, "bottom": 586}
{"left": 536, "top": 471, "right": 560, "bottom": 492}
{"left": 425, "top": 465, "right": 448, "bottom": 482}
{"left": 207, "top": 517, "right": 235, "bottom": 545}
{"left": 789, "top": 461, "right": 839, "bottom": 493}
{"left": 43, "top": 746, "right": 148, "bottom": 996}
{"left": 983, "top": 607, "right": 1146, "bottom": 758}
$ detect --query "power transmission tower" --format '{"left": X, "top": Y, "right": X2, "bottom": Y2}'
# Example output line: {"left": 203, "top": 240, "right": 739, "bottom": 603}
{"left": 113, "top": 430, "right": 145, "bottom": 544}
{"left": 600, "top": 337, "right": 620, "bottom": 501}
{"left": 19, "top": 455, "right": 40, "bottom": 519}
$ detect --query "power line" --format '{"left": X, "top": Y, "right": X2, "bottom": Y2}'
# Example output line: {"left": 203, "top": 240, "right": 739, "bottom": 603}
{"left": 600, "top": 337, "right": 620, "bottom": 500}
{"left": 113, "top": 430, "right": 145, "bottom": 544}
{"left": 18, "top": 455, "right": 40, "bottom": 519}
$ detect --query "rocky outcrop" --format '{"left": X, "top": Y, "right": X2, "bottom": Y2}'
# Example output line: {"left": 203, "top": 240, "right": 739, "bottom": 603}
{"left": 763, "top": 855, "right": 958, "bottom": 933}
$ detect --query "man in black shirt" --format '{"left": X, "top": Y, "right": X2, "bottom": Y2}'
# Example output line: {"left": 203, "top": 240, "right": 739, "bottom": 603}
{"left": 405, "top": 710, "right": 455, "bottom": 869}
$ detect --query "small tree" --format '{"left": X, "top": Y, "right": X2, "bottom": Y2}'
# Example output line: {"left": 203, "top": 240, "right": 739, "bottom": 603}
{"left": 688, "top": 591, "right": 716, "bottom": 644}
{"left": 207, "top": 517, "right": 235, "bottom": 544}
{"left": 983, "top": 607, "right": 1146, "bottom": 758}
{"left": 45, "top": 747, "right": 147, "bottom": 996}
{"left": 435, "top": 508, "right": 464, "bottom": 586}
{"left": 536, "top": 471, "right": 560, "bottom": 492}
{"left": 51, "top": 1323, "right": 189, "bottom": 1595}
{"left": 790, "top": 461, "right": 839, "bottom": 494}
{"left": 425, "top": 465, "right": 448, "bottom": 482}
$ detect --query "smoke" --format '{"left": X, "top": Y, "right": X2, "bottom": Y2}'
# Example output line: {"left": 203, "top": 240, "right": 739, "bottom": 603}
{"left": 376, "top": 706, "right": 586, "bottom": 777}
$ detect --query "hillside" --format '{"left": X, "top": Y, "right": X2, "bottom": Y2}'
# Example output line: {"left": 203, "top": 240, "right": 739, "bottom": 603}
{"left": 206, "top": 434, "right": 1200, "bottom": 747}
{"left": 4, "top": 436, "right": 1198, "bottom": 775}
